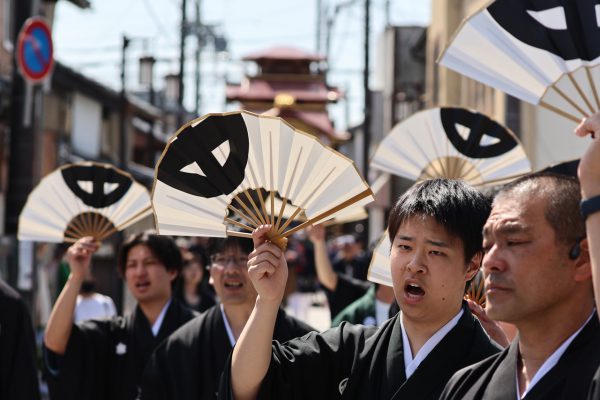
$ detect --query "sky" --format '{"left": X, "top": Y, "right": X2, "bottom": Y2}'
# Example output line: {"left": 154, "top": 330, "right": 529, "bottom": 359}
{"left": 52, "top": 0, "right": 431, "bottom": 131}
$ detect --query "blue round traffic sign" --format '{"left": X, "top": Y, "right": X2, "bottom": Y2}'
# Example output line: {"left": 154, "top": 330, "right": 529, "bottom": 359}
{"left": 17, "top": 17, "right": 54, "bottom": 83}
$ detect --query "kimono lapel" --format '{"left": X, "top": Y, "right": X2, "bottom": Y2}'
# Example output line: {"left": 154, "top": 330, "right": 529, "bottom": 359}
{"left": 480, "top": 341, "right": 519, "bottom": 400}
{"left": 391, "top": 310, "right": 474, "bottom": 399}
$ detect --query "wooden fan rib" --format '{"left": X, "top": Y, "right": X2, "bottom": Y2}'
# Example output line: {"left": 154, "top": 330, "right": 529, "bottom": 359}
{"left": 280, "top": 188, "right": 373, "bottom": 238}
{"left": 551, "top": 85, "right": 589, "bottom": 118}
{"left": 539, "top": 101, "right": 581, "bottom": 123}
{"left": 585, "top": 68, "right": 600, "bottom": 111}
{"left": 226, "top": 230, "right": 254, "bottom": 239}
{"left": 567, "top": 72, "right": 596, "bottom": 115}
{"left": 274, "top": 197, "right": 288, "bottom": 231}
{"left": 270, "top": 191, "right": 275, "bottom": 226}
{"left": 243, "top": 190, "right": 267, "bottom": 225}
{"left": 225, "top": 217, "right": 255, "bottom": 233}
{"left": 276, "top": 206, "right": 303, "bottom": 235}
{"left": 234, "top": 195, "right": 262, "bottom": 227}
{"left": 256, "top": 188, "right": 270, "bottom": 227}
{"left": 227, "top": 204, "right": 259, "bottom": 229}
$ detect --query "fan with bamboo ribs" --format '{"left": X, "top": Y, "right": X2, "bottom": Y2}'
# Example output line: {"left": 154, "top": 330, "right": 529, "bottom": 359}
{"left": 152, "top": 111, "right": 374, "bottom": 248}
{"left": 367, "top": 107, "right": 531, "bottom": 287}
{"left": 18, "top": 162, "right": 153, "bottom": 243}
{"left": 439, "top": 0, "right": 600, "bottom": 124}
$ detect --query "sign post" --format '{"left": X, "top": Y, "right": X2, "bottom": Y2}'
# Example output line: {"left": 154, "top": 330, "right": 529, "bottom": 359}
{"left": 16, "top": 17, "right": 53, "bottom": 127}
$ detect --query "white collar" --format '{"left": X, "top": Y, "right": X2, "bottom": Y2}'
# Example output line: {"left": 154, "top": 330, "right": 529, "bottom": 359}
{"left": 220, "top": 303, "right": 236, "bottom": 347}
{"left": 517, "top": 310, "right": 595, "bottom": 399}
{"left": 151, "top": 299, "right": 171, "bottom": 337}
{"left": 401, "top": 308, "right": 464, "bottom": 379}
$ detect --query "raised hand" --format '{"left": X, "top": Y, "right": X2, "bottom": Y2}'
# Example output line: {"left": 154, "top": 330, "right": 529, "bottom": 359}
{"left": 306, "top": 224, "right": 326, "bottom": 244}
{"left": 248, "top": 225, "right": 288, "bottom": 304}
{"left": 66, "top": 236, "right": 99, "bottom": 281}
{"left": 575, "top": 114, "right": 600, "bottom": 198}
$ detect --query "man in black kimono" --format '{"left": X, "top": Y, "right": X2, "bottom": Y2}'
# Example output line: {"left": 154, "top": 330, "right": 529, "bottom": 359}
{"left": 0, "top": 279, "right": 40, "bottom": 400}
{"left": 43, "top": 231, "right": 196, "bottom": 400}
{"left": 441, "top": 172, "right": 600, "bottom": 400}
{"left": 573, "top": 112, "right": 600, "bottom": 400}
{"left": 226, "top": 179, "right": 501, "bottom": 400}
{"left": 140, "top": 236, "right": 313, "bottom": 400}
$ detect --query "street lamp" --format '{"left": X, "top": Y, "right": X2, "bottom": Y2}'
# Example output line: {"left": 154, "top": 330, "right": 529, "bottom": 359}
{"left": 139, "top": 55, "right": 156, "bottom": 105}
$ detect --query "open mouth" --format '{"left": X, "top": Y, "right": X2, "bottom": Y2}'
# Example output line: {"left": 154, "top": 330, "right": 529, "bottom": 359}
{"left": 135, "top": 281, "right": 150, "bottom": 290}
{"left": 224, "top": 281, "right": 243, "bottom": 289}
{"left": 404, "top": 282, "right": 425, "bottom": 298}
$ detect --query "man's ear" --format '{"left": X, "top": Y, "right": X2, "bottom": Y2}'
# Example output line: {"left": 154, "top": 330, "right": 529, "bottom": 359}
{"left": 168, "top": 269, "right": 178, "bottom": 282}
{"left": 573, "top": 238, "right": 592, "bottom": 282}
{"left": 465, "top": 252, "right": 482, "bottom": 281}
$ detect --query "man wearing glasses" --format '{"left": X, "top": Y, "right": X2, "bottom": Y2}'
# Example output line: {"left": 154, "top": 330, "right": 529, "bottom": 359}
{"left": 141, "top": 236, "right": 314, "bottom": 400}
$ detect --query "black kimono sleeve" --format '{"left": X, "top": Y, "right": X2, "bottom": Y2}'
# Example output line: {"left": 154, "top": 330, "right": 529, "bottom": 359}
{"left": 0, "top": 280, "right": 41, "bottom": 400}
{"left": 44, "top": 318, "right": 119, "bottom": 400}
{"left": 220, "top": 322, "right": 378, "bottom": 400}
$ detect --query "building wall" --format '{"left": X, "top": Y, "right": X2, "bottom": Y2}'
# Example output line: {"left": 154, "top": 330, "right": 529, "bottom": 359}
{"left": 426, "top": 0, "right": 506, "bottom": 123}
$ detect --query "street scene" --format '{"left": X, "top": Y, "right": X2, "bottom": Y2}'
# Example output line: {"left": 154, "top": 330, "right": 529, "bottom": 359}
{"left": 1, "top": 1, "right": 600, "bottom": 399}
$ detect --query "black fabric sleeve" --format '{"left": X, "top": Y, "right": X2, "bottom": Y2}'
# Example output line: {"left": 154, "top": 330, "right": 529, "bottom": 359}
{"left": 219, "top": 323, "right": 371, "bottom": 400}
{"left": 43, "top": 319, "right": 113, "bottom": 400}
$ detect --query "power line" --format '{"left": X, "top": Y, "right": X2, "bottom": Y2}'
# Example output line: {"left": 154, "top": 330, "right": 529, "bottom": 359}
{"left": 141, "top": 0, "right": 176, "bottom": 40}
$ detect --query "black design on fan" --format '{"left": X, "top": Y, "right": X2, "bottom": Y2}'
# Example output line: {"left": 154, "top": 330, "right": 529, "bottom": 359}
{"left": 488, "top": 0, "right": 600, "bottom": 62}
{"left": 157, "top": 113, "right": 250, "bottom": 198}
{"left": 61, "top": 165, "right": 132, "bottom": 208}
{"left": 440, "top": 108, "right": 517, "bottom": 158}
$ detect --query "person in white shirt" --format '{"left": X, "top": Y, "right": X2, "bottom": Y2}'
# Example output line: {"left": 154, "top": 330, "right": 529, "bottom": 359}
{"left": 74, "top": 280, "right": 117, "bottom": 323}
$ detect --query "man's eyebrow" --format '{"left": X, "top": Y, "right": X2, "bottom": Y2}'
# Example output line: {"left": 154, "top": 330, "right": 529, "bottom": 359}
{"left": 426, "top": 239, "right": 450, "bottom": 248}
{"left": 483, "top": 224, "right": 531, "bottom": 236}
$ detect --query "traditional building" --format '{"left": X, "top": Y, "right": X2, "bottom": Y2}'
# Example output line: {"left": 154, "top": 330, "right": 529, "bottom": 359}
{"left": 226, "top": 46, "right": 348, "bottom": 145}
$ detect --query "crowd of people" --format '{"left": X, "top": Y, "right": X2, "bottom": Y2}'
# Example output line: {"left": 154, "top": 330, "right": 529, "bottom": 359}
{"left": 1, "top": 115, "right": 600, "bottom": 399}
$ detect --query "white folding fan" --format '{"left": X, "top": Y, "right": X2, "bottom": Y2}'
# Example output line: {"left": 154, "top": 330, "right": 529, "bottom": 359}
{"left": 370, "top": 107, "right": 531, "bottom": 187}
{"left": 18, "top": 162, "right": 153, "bottom": 243}
{"left": 367, "top": 107, "right": 532, "bottom": 286}
{"left": 439, "top": 0, "right": 600, "bottom": 124}
{"left": 152, "top": 111, "right": 373, "bottom": 248}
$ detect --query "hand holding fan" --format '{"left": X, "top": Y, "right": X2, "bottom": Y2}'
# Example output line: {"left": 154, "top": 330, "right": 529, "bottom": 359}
{"left": 152, "top": 111, "right": 373, "bottom": 248}
{"left": 439, "top": 0, "right": 600, "bottom": 124}
{"left": 18, "top": 162, "right": 153, "bottom": 243}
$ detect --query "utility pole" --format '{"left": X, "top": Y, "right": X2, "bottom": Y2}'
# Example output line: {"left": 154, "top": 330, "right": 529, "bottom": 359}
{"left": 362, "top": 0, "right": 371, "bottom": 179}
{"left": 119, "top": 35, "right": 130, "bottom": 169}
{"left": 178, "top": 0, "right": 188, "bottom": 127}
{"left": 316, "top": 0, "right": 322, "bottom": 54}
{"left": 6, "top": 0, "right": 34, "bottom": 235}
{"left": 194, "top": 0, "right": 201, "bottom": 116}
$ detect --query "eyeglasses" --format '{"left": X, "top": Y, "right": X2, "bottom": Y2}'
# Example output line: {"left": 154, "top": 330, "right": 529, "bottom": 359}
{"left": 210, "top": 254, "right": 248, "bottom": 268}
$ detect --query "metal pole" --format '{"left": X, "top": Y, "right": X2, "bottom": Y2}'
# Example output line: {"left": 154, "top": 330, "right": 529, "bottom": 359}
{"left": 194, "top": 0, "right": 201, "bottom": 116}
{"left": 316, "top": 0, "right": 322, "bottom": 54}
{"left": 178, "top": 0, "right": 188, "bottom": 126}
{"left": 363, "top": 0, "right": 371, "bottom": 178}
{"left": 119, "top": 35, "right": 130, "bottom": 169}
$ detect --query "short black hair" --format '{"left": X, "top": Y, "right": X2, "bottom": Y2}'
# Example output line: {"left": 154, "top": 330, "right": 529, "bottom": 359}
{"left": 495, "top": 172, "right": 584, "bottom": 246}
{"left": 206, "top": 236, "right": 254, "bottom": 261}
{"left": 185, "top": 246, "right": 209, "bottom": 270}
{"left": 387, "top": 179, "right": 491, "bottom": 263}
{"left": 118, "top": 231, "right": 183, "bottom": 276}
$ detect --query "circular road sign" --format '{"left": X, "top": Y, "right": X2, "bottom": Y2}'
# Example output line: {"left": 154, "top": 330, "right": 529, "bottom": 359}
{"left": 17, "top": 17, "right": 54, "bottom": 83}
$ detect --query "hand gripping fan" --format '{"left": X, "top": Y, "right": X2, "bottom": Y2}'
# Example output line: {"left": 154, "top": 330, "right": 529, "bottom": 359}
{"left": 439, "top": 0, "right": 600, "bottom": 124}
{"left": 18, "top": 162, "right": 153, "bottom": 243}
{"left": 370, "top": 107, "right": 532, "bottom": 187}
{"left": 152, "top": 111, "right": 374, "bottom": 248}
